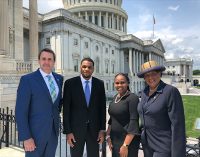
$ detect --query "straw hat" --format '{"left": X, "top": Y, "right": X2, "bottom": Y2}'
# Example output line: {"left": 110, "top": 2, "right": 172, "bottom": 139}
{"left": 137, "top": 60, "right": 165, "bottom": 78}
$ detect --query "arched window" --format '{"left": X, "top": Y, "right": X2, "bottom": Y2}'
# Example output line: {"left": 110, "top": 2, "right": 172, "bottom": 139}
{"left": 95, "top": 57, "right": 100, "bottom": 73}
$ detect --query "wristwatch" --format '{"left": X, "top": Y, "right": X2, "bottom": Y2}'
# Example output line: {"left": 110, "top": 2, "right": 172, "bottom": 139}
{"left": 106, "top": 135, "right": 110, "bottom": 140}
{"left": 122, "top": 143, "right": 129, "bottom": 147}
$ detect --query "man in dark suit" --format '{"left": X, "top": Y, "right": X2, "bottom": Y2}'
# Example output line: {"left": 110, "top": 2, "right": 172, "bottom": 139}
{"left": 63, "top": 57, "right": 106, "bottom": 157}
{"left": 15, "top": 48, "right": 63, "bottom": 157}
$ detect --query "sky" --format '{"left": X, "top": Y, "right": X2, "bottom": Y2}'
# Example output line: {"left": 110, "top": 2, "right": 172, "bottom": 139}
{"left": 23, "top": 0, "right": 200, "bottom": 69}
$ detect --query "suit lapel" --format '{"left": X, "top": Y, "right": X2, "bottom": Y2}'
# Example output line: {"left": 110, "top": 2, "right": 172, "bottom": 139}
{"left": 34, "top": 69, "right": 52, "bottom": 103}
{"left": 89, "top": 77, "right": 96, "bottom": 108}
{"left": 52, "top": 73, "right": 61, "bottom": 104}
{"left": 77, "top": 77, "right": 89, "bottom": 108}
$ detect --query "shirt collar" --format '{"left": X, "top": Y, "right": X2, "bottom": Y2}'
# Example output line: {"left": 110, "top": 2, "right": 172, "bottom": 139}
{"left": 39, "top": 68, "right": 53, "bottom": 78}
{"left": 144, "top": 80, "right": 166, "bottom": 95}
{"left": 80, "top": 75, "right": 92, "bottom": 84}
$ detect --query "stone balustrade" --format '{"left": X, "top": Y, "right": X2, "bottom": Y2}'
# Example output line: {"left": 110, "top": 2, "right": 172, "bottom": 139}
{"left": 16, "top": 61, "right": 32, "bottom": 73}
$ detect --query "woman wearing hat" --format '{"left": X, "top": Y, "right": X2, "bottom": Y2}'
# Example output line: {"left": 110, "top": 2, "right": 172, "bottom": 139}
{"left": 137, "top": 60, "right": 186, "bottom": 157}
{"left": 106, "top": 73, "right": 140, "bottom": 157}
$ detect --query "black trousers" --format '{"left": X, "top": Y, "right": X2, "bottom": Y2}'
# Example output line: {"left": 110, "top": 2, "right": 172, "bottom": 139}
{"left": 70, "top": 127, "right": 99, "bottom": 157}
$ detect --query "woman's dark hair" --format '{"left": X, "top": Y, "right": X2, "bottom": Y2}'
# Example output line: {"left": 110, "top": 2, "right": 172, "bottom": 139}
{"left": 114, "top": 73, "right": 130, "bottom": 91}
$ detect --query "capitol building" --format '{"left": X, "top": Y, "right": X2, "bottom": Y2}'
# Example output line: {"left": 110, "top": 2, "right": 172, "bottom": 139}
{"left": 0, "top": 0, "right": 165, "bottom": 109}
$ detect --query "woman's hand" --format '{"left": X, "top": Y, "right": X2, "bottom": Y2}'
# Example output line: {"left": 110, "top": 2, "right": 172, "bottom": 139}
{"left": 119, "top": 145, "right": 128, "bottom": 157}
{"left": 107, "top": 137, "right": 113, "bottom": 151}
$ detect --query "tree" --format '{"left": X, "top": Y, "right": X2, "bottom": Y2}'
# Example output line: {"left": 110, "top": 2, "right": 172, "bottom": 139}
{"left": 193, "top": 70, "right": 200, "bottom": 75}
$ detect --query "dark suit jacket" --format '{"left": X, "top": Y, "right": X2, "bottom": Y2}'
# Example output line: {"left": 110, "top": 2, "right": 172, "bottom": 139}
{"left": 15, "top": 69, "right": 63, "bottom": 144}
{"left": 63, "top": 76, "right": 106, "bottom": 139}
{"left": 138, "top": 80, "right": 186, "bottom": 157}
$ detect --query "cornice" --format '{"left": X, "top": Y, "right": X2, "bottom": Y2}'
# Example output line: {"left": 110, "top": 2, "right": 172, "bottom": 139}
{"left": 42, "top": 9, "right": 121, "bottom": 41}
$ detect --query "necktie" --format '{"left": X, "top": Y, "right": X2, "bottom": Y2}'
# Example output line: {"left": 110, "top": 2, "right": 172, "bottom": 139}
{"left": 47, "top": 75, "right": 57, "bottom": 103}
{"left": 84, "top": 80, "right": 90, "bottom": 106}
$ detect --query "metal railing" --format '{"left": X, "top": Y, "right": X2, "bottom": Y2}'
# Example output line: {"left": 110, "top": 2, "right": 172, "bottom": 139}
{"left": 1, "top": 107, "right": 200, "bottom": 157}
{"left": 0, "top": 107, "right": 22, "bottom": 149}
{"left": 186, "top": 137, "right": 200, "bottom": 157}
{"left": 0, "top": 107, "right": 107, "bottom": 157}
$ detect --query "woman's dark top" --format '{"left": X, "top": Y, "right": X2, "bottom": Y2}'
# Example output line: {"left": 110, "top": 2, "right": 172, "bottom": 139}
{"left": 108, "top": 92, "right": 140, "bottom": 157}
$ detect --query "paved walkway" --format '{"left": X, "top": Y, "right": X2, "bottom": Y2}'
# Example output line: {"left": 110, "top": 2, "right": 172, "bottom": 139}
{"left": 0, "top": 145, "right": 144, "bottom": 157}
{"left": 0, "top": 146, "right": 24, "bottom": 157}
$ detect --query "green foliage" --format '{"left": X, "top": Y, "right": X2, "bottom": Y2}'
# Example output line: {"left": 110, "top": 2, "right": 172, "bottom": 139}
{"left": 193, "top": 70, "right": 200, "bottom": 75}
{"left": 182, "top": 95, "right": 200, "bottom": 137}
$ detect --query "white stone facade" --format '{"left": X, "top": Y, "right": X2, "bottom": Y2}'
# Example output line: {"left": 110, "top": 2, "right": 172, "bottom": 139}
{"left": 62, "top": 0, "right": 127, "bottom": 35}
{"left": 164, "top": 58, "right": 193, "bottom": 83}
{"left": 0, "top": 0, "right": 165, "bottom": 109}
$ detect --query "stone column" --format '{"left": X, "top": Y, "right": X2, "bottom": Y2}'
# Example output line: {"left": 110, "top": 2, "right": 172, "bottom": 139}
{"left": 98, "top": 11, "right": 101, "bottom": 27}
{"left": 85, "top": 11, "right": 88, "bottom": 20}
{"left": 133, "top": 49, "right": 136, "bottom": 76}
{"left": 29, "top": 0, "right": 38, "bottom": 60}
{"left": 105, "top": 12, "right": 108, "bottom": 28}
{"left": 112, "top": 13, "right": 114, "bottom": 29}
{"left": 120, "top": 16, "right": 123, "bottom": 31}
{"left": 109, "top": 16, "right": 112, "bottom": 28}
{"left": 120, "top": 50, "right": 124, "bottom": 72}
{"left": 116, "top": 15, "right": 119, "bottom": 30}
{"left": 129, "top": 48, "right": 133, "bottom": 77}
{"left": 125, "top": 19, "right": 127, "bottom": 33}
{"left": 14, "top": 0, "right": 24, "bottom": 60}
{"left": 149, "top": 52, "right": 152, "bottom": 60}
{"left": 0, "top": 0, "right": 9, "bottom": 55}
{"left": 92, "top": 11, "right": 95, "bottom": 23}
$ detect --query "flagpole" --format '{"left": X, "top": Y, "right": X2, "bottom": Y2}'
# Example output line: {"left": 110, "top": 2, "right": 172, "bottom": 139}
{"left": 153, "top": 14, "right": 155, "bottom": 39}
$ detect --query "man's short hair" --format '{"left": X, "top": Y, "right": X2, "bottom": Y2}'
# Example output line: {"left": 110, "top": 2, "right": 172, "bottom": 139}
{"left": 38, "top": 48, "right": 56, "bottom": 61}
{"left": 81, "top": 57, "right": 94, "bottom": 66}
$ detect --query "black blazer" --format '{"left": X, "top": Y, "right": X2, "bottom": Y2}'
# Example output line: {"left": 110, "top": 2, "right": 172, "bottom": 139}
{"left": 63, "top": 76, "right": 106, "bottom": 138}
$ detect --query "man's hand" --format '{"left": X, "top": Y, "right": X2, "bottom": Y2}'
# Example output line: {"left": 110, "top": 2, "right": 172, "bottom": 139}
{"left": 67, "top": 133, "right": 76, "bottom": 147}
{"left": 97, "top": 130, "right": 104, "bottom": 144}
{"left": 24, "top": 138, "right": 36, "bottom": 152}
{"left": 119, "top": 145, "right": 128, "bottom": 157}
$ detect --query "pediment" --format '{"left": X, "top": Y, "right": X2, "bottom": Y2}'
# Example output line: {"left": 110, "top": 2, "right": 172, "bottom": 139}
{"left": 153, "top": 39, "right": 165, "bottom": 53}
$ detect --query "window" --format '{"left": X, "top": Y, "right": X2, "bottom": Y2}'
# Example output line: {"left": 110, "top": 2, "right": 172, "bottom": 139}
{"left": 106, "top": 82, "right": 109, "bottom": 91}
{"left": 89, "top": 16, "right": 92, "bottom": 22}
{"left": 85, "top": 42, "right": 88, "bottom": 48}
{"left": 106, "top": 48, "right": 108, "bottom": 53}
{"left": 105, "top": 62, "right": 109, "bottom": 73}
{"left": 112, "top": 50, "right": 114, "bottom": 55}
{"left": 46, "top": 37, "right": 50, "bottom": 45}
{"left": 96, "top": 57, "right": 100, "bottom": 73}
{"left": 95, "top": 16, "right": 98, "bottom": 25}
{"left": 112, "top": 63, "right": 115, "bottom": 73}
{"left": 73, "top": 59, "right": 78, "bottom": 72}
{"left": 96, "top": 45, "right": 99, "bottom": 51}
{"left": 73, "top": 38, "right": 78, "bottom": 46}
